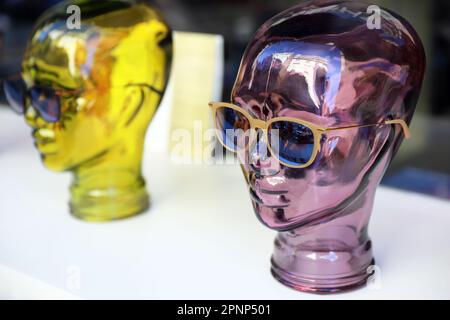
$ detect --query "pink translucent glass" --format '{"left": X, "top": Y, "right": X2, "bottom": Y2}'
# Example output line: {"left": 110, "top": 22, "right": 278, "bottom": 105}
{"left": 232, "top": 0, "right": 426, "bottom": 293}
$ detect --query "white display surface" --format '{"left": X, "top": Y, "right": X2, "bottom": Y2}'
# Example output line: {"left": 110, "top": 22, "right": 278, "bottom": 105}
{"left": 1, "top": 106, "right": 450, "bottom": 300}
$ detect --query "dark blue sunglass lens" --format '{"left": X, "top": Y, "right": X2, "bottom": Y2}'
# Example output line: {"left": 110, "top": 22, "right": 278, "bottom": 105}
{"left": 269, "top": 121, "right": 315, "bottom": 167}
{"left": 30, "top": 87, "right": 61, "bottom": 123}
{"left": 3, "top": 78, "right": 26, "bottom": 114}
{"left": 215, "top": 107, "right": 250, "bottom": 151}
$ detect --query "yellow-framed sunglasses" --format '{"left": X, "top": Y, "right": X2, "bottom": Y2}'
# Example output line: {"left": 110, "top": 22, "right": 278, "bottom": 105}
{"left": 209, "top": 102, "right": 411, "bottom": 169}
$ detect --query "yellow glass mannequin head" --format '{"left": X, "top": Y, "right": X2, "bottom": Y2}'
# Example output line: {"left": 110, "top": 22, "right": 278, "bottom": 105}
{"left": 21, "top": 0, "right": 172, "bottom": 221}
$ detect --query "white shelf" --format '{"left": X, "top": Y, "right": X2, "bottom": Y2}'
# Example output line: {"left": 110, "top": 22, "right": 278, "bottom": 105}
{"left": 1, "top": 107, "right": 450, "bottom": 299}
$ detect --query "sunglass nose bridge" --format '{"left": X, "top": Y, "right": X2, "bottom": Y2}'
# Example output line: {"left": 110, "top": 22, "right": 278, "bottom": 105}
{"left": 252, "top": 119, "right": 268, "bottom": 130}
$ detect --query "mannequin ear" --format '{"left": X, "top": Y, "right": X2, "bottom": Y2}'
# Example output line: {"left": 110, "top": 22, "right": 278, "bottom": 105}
{"left": 117, "top": 86, "right": 145, "bottom": 127}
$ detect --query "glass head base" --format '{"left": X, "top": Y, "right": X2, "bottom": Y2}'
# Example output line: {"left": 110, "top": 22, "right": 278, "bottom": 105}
{"left": 70, "top": 183, "right": 150, "bottom": 222}
{"left": 271, "top": 257, "right": 375, "bottom": 294}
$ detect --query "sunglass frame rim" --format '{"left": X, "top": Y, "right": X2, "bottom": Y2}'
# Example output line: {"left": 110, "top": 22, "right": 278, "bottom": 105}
{"left": 209, "top": 101, "right": 411, "bottom": 169}
{"left": 209, "top": 102, "right": 322, "bottom": 169}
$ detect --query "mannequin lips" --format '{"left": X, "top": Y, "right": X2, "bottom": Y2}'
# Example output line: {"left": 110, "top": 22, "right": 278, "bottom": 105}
{"left": 249, "top": 179, "right": 290, "bottom": 208}
{"left": 32, "top": 129, "right": 57, "bottom": 154}
{"left": 32, "top": 128, "right": 55, "bottom": 144}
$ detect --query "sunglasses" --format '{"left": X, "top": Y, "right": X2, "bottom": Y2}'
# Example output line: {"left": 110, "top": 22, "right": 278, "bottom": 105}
{"left": 209, "top": 102, "right": 411, "bottom": 169}
{"left": 2, "top": 75, "right": 163, "bottom": 123}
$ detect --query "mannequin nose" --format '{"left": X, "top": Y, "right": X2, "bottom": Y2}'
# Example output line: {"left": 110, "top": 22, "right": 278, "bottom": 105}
{"left": 248, "top": 129, "right": 280, "bottom": 176}
{"left": 25, "top": 106, "right": 37, "bottom": 126}
{"left": 25, "top": 106, "right": 47, "bottom": 128}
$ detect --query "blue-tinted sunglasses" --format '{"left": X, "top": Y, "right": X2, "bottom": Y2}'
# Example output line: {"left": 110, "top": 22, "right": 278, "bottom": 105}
{"left": 3, "top": 75, "right": 64, "bottom": 123}
{"left": 209, "top": 102, "right": 411, "bottom": 169}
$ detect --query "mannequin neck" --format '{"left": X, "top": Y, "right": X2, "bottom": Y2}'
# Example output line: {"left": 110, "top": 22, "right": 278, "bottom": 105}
{"left": 69, "top": 138, "right": 149, "bottom": 221}
{"left": 271, "top": 187, "right": 377, "bottom": 293}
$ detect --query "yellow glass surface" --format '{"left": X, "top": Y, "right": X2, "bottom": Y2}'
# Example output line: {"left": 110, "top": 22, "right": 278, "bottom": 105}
{"left": 21, "top": 0, "right": 172, "bottom": 221}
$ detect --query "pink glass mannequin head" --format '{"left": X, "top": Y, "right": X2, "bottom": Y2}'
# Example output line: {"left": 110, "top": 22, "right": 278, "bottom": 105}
{"left": 231, "top": 0, "right": 425, "bottom": 293}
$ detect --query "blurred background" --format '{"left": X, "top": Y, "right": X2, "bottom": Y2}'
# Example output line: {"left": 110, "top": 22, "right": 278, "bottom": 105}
{"left": 0, "top": 0, "right": 449, "bottom": 199}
